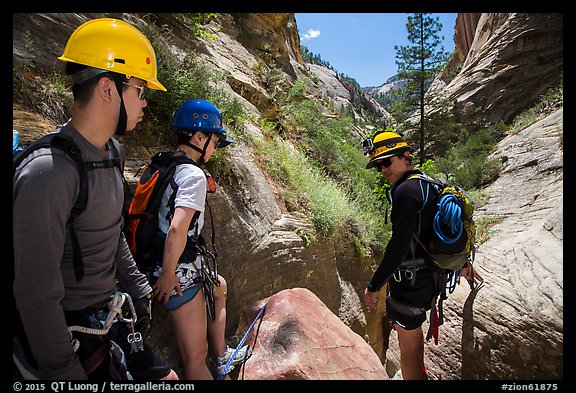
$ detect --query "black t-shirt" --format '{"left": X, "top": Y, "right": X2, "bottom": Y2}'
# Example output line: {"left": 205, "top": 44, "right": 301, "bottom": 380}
{"left": 368, "top": 170, "right": 438, "bottom": 290}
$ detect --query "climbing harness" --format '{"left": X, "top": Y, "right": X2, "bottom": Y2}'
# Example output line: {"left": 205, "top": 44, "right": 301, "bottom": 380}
{"left": 67, "top": 292, "right": 144, "bottom": 354}
{"left": 216, "top": 302, "right": 268, "bottom": 380}
{"left": 13, "top": 292, "right": 139, "bottom": 380}
{"left": 386, "top": 292, "right": 427, "bottom": 317}
{"left": 199, "top": 246, "right": 221, "bottom": 321}
{"left": 392, "top": 258, "right": 429, "bottom": 285}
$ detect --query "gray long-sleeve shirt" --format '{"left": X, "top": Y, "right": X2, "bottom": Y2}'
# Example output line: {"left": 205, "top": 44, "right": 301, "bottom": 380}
{"left": 13, "top": 123, "right": 151, "bottom": 379}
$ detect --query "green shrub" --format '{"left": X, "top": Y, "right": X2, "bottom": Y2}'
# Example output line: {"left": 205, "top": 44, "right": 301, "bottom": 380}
{"left": 433, "top": 128, "right": 500, "bottom": 189}
{"left": 135, "top": 19, "right": 247, "bottom": 148}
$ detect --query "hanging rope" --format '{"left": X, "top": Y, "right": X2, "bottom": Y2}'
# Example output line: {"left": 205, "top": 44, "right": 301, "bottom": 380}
{"left": 216, "top": 302, "right": 268, "bottom": 380}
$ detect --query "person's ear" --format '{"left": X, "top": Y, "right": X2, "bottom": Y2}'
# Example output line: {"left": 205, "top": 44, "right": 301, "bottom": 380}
{"left": 190, "top": 131, "right": 202, "bottom": 144}
{"left": 97, "top": 77, "right": 114, "bottom": 103}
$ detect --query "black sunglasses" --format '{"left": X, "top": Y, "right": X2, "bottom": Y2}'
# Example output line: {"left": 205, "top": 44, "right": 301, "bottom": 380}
{"left": 374, "top": 156, "right": 397, "bottom": 171}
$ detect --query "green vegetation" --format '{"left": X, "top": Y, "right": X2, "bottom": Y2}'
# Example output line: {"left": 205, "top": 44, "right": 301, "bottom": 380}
{"left": 508, "top": 72, "right": 563, "bottom": 134}
{"left": 249, "top": 79, "right": 390, "bottom": 251}
{"left": 174, "top": 13, "right": 218, "bottom": 41}
{"left": 301, "top": 45, "right": 332, "bottom": 69}
{"left": 475, "top": 215, "right": 503, "bottom": 245}
{"left": 13, "top": 30, "right": 72, "bottom": 125}
{"left": 394, "top": 13, "right": 450, "bottom": 164}
{"left": 135, "top": 19, "right": 249, "bottom": 148}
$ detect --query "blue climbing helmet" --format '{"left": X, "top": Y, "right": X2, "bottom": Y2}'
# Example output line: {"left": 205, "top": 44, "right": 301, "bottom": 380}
{"left": 172, "top": 99, "right": 234, "bottom": 148}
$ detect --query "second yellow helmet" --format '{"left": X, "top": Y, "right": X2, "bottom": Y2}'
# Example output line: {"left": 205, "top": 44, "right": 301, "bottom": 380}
{"left": 363, "top": 130, "right": 411, "bottom": 169}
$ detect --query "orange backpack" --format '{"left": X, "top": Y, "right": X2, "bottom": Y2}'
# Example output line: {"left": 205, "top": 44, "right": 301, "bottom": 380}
{"left": 124, "top": 151, "right": 199, "bottom": 272}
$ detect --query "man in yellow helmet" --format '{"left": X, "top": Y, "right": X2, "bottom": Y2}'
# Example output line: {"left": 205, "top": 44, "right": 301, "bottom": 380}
{"left": 13, "top": 18, "right": 177, "bottom": 380}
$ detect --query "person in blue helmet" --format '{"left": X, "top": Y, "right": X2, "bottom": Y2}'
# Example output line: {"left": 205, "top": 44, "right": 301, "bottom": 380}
{"left": 150, "top": 99, "right": 251, "bottom": 379}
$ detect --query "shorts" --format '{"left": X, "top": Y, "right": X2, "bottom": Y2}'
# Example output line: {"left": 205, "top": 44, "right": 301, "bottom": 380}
{"left": 150, "top": 262, "right": 204, "bottom": 312}
{"left": 386, "top": 267, "right": 436, "bottom": 330}
{"left": 164, "top": 282, "right": 203, "bottom": 311}
{"left": 65, "top": 306, "right": 171, "bottom": 380}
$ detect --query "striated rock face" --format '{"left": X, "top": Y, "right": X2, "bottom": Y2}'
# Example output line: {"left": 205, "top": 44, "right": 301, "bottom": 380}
{"left": 453, "top": 13, "right": 482, "bottom": 62}
{"left": 230, "top": 13, "right": 302, "bottom": 80}
{"left": 427, "top": 108, "right": 563, "bottom": 379}
{"left": 307, "top": 63, "right": 354, "bottom": 111}
{"left": 439, "top": 13, "right": 481, "bottom": 82}
{"left": 235, "top": 288, "right": 388, "bottom": 380}
{"left": 444, "top": 13, "right": 563, "bottom": 127}
{"left": 455, "top": 108, "right": 562, "bottom": 379}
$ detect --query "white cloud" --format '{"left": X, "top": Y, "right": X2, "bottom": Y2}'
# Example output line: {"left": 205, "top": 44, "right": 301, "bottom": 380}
{"left": 302, "top": 28, "right": 321, "bottom": 40}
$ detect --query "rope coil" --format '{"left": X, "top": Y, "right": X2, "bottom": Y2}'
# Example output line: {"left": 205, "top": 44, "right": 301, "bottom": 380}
{"left": 433, "top": 193, "right": 463, "bottom": 244}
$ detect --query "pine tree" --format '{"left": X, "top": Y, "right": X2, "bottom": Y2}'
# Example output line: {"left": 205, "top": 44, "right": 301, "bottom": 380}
{"left": 394, "top": 13, "right": 449, "bottom": 165}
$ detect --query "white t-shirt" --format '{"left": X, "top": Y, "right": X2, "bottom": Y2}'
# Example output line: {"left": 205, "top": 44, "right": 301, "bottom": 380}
{"left": 156, "top": 162, "right": 208, "bottom": 294}
{"left": 158, "top": 162, "right": 206, "bottom": 237}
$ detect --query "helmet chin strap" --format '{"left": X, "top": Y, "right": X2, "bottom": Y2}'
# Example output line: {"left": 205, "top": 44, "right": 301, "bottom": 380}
{"left": 113, "top": 78, "right": 127, "bottom": 136}
{"left": 184, "top": 132, "right": 213, "bottom": 165}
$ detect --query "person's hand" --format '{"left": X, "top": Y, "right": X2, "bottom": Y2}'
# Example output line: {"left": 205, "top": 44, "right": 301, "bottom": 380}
{"left": 459, "top": 261, "right": 484, "bottom": 290}
{"left": 133, "top": 292, "right": 153, "bottom": 337}
{"left": 153, "top": 272, "right": 182, "bottom": 304}
{"left": 134, "top": 292, "right": 152, "bottom": 320}
{"left": 364, "top": 288, "right": 379, "bottom": 310}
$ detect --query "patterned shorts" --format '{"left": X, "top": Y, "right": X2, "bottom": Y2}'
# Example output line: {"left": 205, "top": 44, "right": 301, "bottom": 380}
{"left": 155, "top": 263, "right": 204, "bottom": 311}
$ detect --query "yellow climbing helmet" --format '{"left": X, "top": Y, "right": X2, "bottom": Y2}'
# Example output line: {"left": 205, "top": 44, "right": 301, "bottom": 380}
{"left": 58, "top": 18, "right": 166, "bottom": 91}
{"left": 363, "top": 130, "right": 411, "bottom": 169}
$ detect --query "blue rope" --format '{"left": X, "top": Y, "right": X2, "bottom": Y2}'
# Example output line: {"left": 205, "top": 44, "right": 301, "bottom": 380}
{"left": 216, "top": 302, "right": 268, "bottom": 380}
{"left": 433, "top": 193, "right": 463, "bottom": 244}
{"left": 446, "top": 269, "right": 459, "bottom": 293}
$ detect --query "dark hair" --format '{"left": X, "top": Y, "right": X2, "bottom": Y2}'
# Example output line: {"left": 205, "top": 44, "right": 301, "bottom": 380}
{"left": 176, "top": 129, "right": 196, "bottom": 145}
{"left": 65, "top": 63, "right": 120, "bottom": 106}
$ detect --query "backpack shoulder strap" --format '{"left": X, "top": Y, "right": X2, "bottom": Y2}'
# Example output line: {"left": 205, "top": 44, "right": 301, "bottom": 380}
{"left": 14, "top": 132, "right": 88, "bottom": 281}
{"left": 406, "top": 172, "right": 438, "bottom": 260}
{"left": 14, "top": 132, "right": 88, "bottom": 215}
{"left": 83, "top": 139, "right": 123, "bottom": 172}
{"left": 165, "top": 153, "right": 210, "bottom": 247}
{"left": 168, "top": 154, "right": 204, "bottom": 234}
{"left": 48, "top": 134, "right": 89, "bottom": 281}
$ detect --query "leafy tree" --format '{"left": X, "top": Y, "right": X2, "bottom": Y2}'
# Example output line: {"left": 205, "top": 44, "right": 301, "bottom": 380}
{"left": 394, "top": 13, "right": 449, "bottom": 164}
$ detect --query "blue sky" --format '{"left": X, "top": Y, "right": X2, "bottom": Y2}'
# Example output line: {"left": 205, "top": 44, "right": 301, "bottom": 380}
{"left": 295, "top": 13, "right": 457, "bottom": 88}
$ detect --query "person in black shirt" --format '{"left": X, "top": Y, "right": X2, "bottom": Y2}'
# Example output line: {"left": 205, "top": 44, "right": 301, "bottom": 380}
{"left": 362, "top": 130, "right": 481, "bottom": 380}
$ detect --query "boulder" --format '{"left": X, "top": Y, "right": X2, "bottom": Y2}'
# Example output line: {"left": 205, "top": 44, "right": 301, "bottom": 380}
{"left": 234, "top": 288, "right": 388, "bottom": 380}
